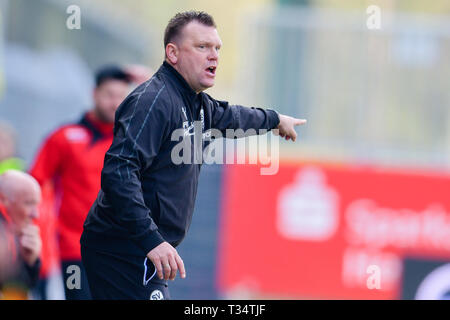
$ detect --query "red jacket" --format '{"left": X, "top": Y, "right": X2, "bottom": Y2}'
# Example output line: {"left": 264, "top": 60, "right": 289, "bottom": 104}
{"left": 33, "top": 182, "right": 59, "bottom": 278}
{"left": 30, "top": 112, "right": 113, "bottom": 261}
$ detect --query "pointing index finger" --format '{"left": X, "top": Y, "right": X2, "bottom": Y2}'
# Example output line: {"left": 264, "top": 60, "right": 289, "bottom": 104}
{"left": 295, "top": 119, "right": 307, "bottom": 126}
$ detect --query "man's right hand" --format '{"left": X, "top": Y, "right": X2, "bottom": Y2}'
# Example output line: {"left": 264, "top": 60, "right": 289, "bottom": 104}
{"left": 19, "top": 224, "right": 42, "bottom": 267}
{"left": 275, "top": 114, "right": 307, "bottom": 142}
{"left": 147, "top": 242, "right": 186, "bottom": 281}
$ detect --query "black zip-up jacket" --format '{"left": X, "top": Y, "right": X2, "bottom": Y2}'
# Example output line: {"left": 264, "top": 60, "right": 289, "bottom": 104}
{"left": 81, "top": 61, "right": 280, "bottom": 256}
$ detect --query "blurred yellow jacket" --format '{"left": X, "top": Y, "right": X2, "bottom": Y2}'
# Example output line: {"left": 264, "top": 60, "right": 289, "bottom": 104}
{"left": 0, "top": 158, "right": 25, "bottom": 175}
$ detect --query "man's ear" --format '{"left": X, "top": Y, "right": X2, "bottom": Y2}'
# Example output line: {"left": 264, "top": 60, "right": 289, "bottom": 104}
{"left": 166, "top": 43, "right": 178, "bottom": 64}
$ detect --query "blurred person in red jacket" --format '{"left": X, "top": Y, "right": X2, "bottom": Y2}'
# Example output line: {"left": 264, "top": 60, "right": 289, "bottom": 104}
{"left": 0, "top": 170, "right": 42, "bottom": 300}
{"left": 30, "top": 64, "right": 153, "bottom": 300}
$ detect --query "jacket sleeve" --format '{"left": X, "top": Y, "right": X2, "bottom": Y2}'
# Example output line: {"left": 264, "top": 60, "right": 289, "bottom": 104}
{"left": 100, "top": 86, "right": 169, "bottom": 255}
{"left": 22, "top": 258, "right": 41, "bottom": 288}
{"left": 204, "top": 93, "right": 280, "bottom": 135}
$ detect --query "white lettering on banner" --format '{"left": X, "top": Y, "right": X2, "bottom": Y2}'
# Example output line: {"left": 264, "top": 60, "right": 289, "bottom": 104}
{"left": 345, "top": 200, "right": 450, "bottom": 251}
{"left": 341, "top": 248, "right": 401, "bottom": 291}
{"left": 277, "top": 167, "right": 339, "bottom": 241}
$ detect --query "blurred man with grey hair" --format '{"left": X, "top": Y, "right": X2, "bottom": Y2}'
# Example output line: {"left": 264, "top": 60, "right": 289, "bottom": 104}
{"left": 0, "top": 170, "right": 42, "bottom": 299}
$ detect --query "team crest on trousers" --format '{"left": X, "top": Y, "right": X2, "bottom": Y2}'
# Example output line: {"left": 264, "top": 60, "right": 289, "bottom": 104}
{"left": 150, "top": 290, "right": 164, "bottom": 300}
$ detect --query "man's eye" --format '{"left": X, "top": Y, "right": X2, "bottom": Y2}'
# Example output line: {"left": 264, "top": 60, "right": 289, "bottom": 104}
{"left": 199, "top": 45, "right": 205, "bottom": 49}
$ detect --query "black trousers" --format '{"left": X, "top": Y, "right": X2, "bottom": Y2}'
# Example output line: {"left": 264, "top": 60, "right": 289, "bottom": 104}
{"left": 61, "top": 260, "right": 92, "bottom": 300}
{"left": 80, "top": 245, "right": 170, "bottom": 300}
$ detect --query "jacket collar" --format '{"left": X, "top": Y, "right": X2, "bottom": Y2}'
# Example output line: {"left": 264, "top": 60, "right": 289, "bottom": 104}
{"left": 78, "top": 112, "right": 113, "bottom": 145}
{"left": 161, "top": 61, "right": 198, "bottom": 100}
{"left": 85, "top": 112, "right": 114, "bottom": 135}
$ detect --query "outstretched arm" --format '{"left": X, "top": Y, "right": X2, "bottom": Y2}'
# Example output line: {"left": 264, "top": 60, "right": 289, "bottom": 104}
{"left": 205, "top": 94, "right": 307, "bottom": 141}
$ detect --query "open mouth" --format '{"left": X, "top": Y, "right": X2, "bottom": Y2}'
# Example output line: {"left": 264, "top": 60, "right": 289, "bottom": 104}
{"left": 206, "top": 66, "right": 216, "bottom": 76}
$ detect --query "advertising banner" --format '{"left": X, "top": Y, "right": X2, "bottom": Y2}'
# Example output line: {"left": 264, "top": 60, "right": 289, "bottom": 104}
{"left": 218, "top": 162, "right": 450, "bottom": 299}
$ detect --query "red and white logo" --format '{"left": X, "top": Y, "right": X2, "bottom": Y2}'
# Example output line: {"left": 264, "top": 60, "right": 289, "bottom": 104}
{"left": 277, "top": 167, "right": 340, "bottom": 241}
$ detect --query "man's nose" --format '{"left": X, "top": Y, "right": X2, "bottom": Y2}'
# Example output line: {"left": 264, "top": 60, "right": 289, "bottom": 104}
{"left": 30, "top": 207, "right": 39, "bottom": 220}
{"left": 208, "top": 48, "right": 219, "bottom": 60}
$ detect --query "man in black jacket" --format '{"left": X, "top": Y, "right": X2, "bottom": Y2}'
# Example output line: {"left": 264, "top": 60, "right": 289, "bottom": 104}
{"left": 80, "top": 11, "right": 306, "bottom": 300}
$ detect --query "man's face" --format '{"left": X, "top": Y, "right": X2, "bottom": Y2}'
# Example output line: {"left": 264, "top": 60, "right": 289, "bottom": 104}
{"left": 5, "top": 186, "right": 40, "bottom": 232}
{"left": 172, "top": 21, "right": 222, "bottom": 93}
{"left": 93, "top": 79, "right": 130, "bottom": 123}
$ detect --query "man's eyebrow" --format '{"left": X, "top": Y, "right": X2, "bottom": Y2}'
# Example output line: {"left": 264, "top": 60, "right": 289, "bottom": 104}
{"left": 197, "top": 40, "right": 221, "bottom": 47}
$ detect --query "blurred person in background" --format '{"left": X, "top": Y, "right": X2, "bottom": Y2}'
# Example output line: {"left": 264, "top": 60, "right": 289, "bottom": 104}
{"left": 0, "top": 170, "right": 42, "bottom": 300}
{"left": 29, "top": 180, "right": 61, "bottom": 300}
{"left": 0, "top": 122, "right": 55, "bottom": 300}
{"left": 0, "top": 121, "right": 24, "bottom": 174}
{"left": 80, "top": 11, "right": 306, "bottom": 300}
{"left": 30, "top": 64, "right": 153, "bottom": 300}
{"left": 0, "top": 121, "right": 60, "bottom": 300}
